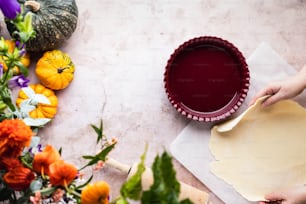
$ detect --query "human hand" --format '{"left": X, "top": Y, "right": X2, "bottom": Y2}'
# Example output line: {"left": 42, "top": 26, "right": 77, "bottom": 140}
{"left": 249, "top": 74, "right": 306, "bottom": 107}
{"left": 258, "top": 186, "right": 306, "bottom": 204}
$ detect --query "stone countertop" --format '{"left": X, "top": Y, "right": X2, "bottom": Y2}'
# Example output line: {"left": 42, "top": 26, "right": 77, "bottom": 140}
{"left": 1, "top": 1, "right": 306, "bottom": 203}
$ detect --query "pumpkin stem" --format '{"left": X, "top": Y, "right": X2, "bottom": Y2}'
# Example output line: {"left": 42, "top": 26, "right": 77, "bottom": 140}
{"left": 24, "top": 0, "right": 41, "bottom": 12}
{"left": 57, "top": 67, "right": 69, "bottom": 74}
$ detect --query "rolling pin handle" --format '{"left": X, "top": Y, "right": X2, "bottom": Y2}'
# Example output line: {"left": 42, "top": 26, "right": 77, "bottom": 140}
{"left": 105, "top": 157, "right": 131, "bottom": 174}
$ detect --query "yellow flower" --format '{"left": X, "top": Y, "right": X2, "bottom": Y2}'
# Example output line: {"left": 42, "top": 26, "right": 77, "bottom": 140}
{"left": 0, "top": 39, "right": 30, "bottom": 75}
{"left": 32, "top": 145, "right": 61, "bottom": 176}
{"left": 81, "top": 181, "right": 110, "bottom": 204}
{"left": 0, "top": 119, "right": 33, "bottom": 158}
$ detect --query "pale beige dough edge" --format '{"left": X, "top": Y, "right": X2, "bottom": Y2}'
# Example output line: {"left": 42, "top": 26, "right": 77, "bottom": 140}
{"left": 209, "top": 98, "right": 306, "bottom": 202}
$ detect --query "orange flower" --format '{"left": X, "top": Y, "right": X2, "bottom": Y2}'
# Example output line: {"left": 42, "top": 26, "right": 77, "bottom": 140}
{"left": 3, "top": 166, "right": 35, "bottom": 191}
{"left": 81, "top": 181, "right": 110, "bottom": 204}
{"left": 0, "top": 157, "right": 22, "bottom": 171}
{"left": 0, "top": 119, "right": 33, "bottom": 158}
{"left": 32, "top": 145, "right": 61, "bottom": 176}
{"left": 48, "top": 160, "right": 78, "bottom": 187}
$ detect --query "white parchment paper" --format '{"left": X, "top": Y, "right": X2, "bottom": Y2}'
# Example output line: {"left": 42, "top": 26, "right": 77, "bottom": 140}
{"left": 170, "top": 42, "right": 306, "bottom": 204}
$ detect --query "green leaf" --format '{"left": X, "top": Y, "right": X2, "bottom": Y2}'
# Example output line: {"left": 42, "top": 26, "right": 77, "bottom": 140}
{"left": 82, "top": 155, "right": 95, "bottom": 159}
{"left": 14, "top": 61, "right": 28, "bottom": 76}
{"left": 24, "top": 13, "right": 34, "bottom": 33}
{"left": 13, "top": 13, "right": 36, "bottom": 42}
{"left": 58, "top": 147, "right": 62, "bottom": 155}
{"left": 79, "top": 143, "right": 115, "bottom": 171}
{"left": 75, "top": 175, "right": 93, "bottom": 190}
{"left": 118, "top": 144, "right": 147, "bottom": 202}
{"left": 179, "top": 199, "right": 194, "bottom": 204}
{"left": 20, "top": 152, "right": 33, "bottom": 169}
{"left": 91, "top": 119, "right": 103, "bottom": 144}
{"left": 0, "top": 86, "right": 16, "bottom": 112}
{"left": 141, "top": 151, "right": 193, "bottom": 204}
{"left": 39, "top": 186, "right": 57, "bottom": 197}
{"left": 0, "top": 101, "right": 7, "bottom": 112}
{"left": 113, "top": 197, "right": 129, "bottom": 204}
{"left": 0, "top": 187, "right": 13, "bottom": 201}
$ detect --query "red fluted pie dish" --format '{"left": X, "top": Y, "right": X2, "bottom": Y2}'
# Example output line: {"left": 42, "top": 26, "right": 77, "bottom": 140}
{"left": 164, "top": 36, "right": 250, "bottom": 122}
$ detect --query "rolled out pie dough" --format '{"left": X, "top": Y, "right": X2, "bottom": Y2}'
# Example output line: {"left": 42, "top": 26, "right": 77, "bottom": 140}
{"left": 209, "top": 97, "right": 306, "bottom": 201}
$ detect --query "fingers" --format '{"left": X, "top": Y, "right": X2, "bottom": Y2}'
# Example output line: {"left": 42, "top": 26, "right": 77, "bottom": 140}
{"left": 249, "top": 85, "right": 282, "bottom": 107}
{"left": 258, "top": 200, "right": 282, "bottom": 204}
{"left": 264, "top": 191, "right": 285, "bottom": 202}
{"left": 260, "top": 94, "right": 282, "bottom": 107}
{"left": 257, "top": 191, "right": 284, "bottom": 204}
{"left": 248, "top": 90, "right": 268, "bottom": 106}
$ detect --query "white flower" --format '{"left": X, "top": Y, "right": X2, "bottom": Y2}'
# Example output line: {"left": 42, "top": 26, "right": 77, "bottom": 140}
{"left": 15, "top": 86, "right": 51, "bottom": 127}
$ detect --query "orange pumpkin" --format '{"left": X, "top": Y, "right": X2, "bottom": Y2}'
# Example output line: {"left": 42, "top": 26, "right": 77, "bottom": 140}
{"left": 0, "top": 40, "right": 30, "bottom": 75}
{"left": 35, "top": 50, "right": 75, "bottom": 90}
{"left": 81, "top": 181, "right": 110, "bottom": 204}
{"left": 16, "top": 84, "right": 58, "bottom": 119}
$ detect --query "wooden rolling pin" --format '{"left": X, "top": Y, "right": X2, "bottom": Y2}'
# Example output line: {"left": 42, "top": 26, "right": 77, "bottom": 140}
{"left": 105, "top": 158, "right": 212, "bottom": 204}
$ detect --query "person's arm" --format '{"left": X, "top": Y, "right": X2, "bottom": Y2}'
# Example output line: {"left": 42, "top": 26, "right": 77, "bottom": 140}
{"left": 258, "top": 186, "right": 306, "bottom": 204}
{"left": 250, "top": 64, "right": 306, "bottom": 107}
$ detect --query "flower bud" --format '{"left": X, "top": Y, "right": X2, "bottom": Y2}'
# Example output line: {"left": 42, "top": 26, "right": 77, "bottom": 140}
{"left": 0, "top": 0, "right": 21, "bottom": 19}
{"left": 3, "top": 166, "right": 35, "bottom": 191}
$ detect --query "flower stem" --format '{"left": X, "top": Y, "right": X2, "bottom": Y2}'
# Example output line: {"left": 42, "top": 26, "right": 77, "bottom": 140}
{"left": 64, "top": 180, "right": 81, "bottom": 198}
{"left": 69, "top": 189, "right": 81, "bottom": 198}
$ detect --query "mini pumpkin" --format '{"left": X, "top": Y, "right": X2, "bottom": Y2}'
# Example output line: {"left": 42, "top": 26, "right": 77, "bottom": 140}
{"left": 6, "top": 0, "right": 78, "bottom": 52}
{"left": 16, "top": 84, "right": 58, "bottom": 118}
{"left": 81, "top": 181, "right": 110, "bottom": 204}
{"left": 0, "top": 40, "right": 30, "bottom": 75}
{"left": 35, "top": 50, "right": 75, "bottom": 90}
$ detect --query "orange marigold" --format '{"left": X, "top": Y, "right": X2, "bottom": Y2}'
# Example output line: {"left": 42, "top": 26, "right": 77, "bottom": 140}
{"left": 48, "top": 160, "right": 78, "bottom": 187}
{"left": 32, "top": 145, "right": 61, "bottom": 176}
{"left": 0, "top": 119, "right": 33, "bottom": 158}
{"left": 0, "top": 157, "right": 23, "bottom": 171}
{"left": 3, "top": 166, "right": 35, "bottom": 191}
{"left": 81, "top": 181, "right": 110, "bottom": 204}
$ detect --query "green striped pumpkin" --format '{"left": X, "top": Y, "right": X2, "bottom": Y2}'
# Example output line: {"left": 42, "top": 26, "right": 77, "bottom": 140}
{"left": 7, "top": 0, "right": 78, "bottom": 52}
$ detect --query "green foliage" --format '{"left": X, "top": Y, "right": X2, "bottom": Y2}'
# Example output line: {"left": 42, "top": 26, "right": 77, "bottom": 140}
{"left": 10, "top": 12, "right": 36, "bottom": 43}
{"left": 119, "top": 145, "right": 147, "bottom": 202}
{"left": 91, "top": 119, "right": 103, "bottom": 144}
{"left": 115, "top": 148, "right": 193, "bottom": 204}
{"left": 79, "top": 120, "right": 115, "bottom": 170}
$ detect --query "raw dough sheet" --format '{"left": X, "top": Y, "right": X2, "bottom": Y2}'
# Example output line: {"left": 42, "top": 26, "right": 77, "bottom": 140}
{"left": 210, "top": 98, "right": 306, "bottom": 201}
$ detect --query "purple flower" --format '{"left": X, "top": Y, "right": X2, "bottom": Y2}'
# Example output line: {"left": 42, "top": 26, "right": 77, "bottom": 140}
{"left": 8, "top": 75, "right": 30, "bottom": 89}
{"left": 0, "top": 64, "right": 3, "bottom": 77}
{"left": 28, "top": 144, "right": 43, "bottom": 155}
{"left": 19, "top": 48, "right": 26, "bottom": 57}
{"left": 0, "top": 0, "right": 21, "bottom": 19}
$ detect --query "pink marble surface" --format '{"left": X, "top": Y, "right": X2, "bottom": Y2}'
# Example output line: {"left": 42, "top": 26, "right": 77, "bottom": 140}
{"left": 1, "top": 1, "right": 306, "bottom": 203}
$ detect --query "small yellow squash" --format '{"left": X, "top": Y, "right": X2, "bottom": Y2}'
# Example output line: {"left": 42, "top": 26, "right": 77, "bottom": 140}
{"left": 81, "top": 181, "right": 110, "bottom": 204}
{"left": 35, "top": 50, "right": 75, "bottom": 90}
{"left": 16, "top": 84, "right": 58, "bottom": 119}
{"left": 0, "top": 40, "right": 30, "bottom": 75}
